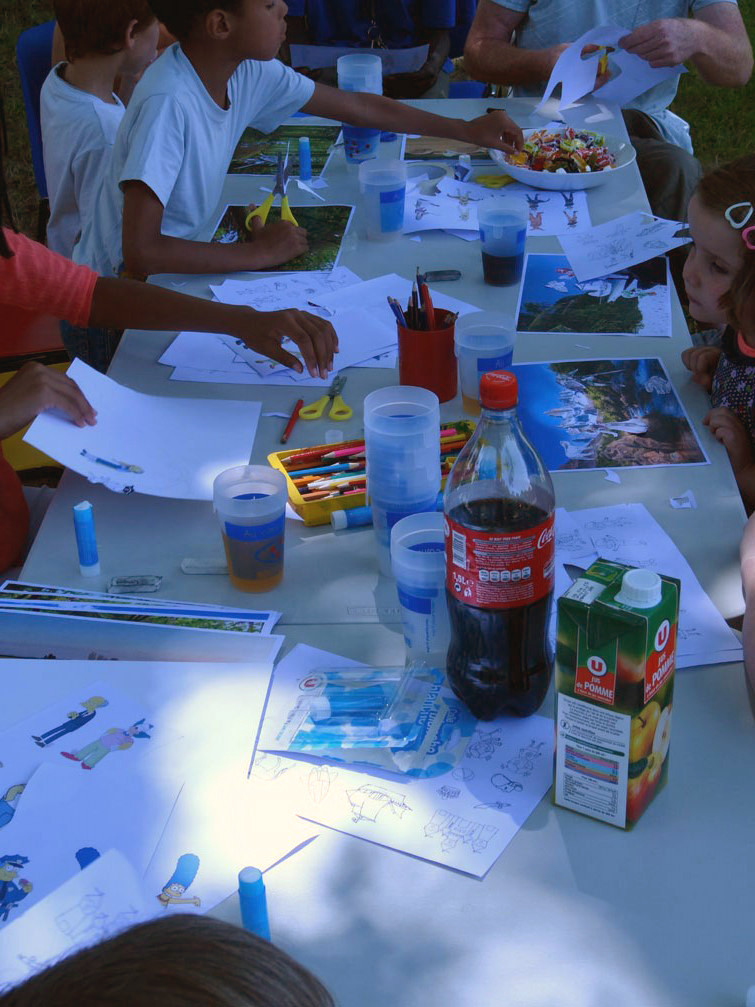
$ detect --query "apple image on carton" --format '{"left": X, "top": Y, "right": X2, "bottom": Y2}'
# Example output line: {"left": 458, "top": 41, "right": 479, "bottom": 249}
{"left": 629, "top": 700, "right": 661, "bottom": 763}
{"left": 652, "top": 705, "right": 672, "bottom": 763}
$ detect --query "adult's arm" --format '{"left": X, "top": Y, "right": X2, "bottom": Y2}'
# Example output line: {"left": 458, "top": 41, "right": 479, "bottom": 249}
{"left": 463, "top": 0, "right": 562, "bottom": 86}
{"left": 619, "top": 3, "right": 753, "bottom": 87}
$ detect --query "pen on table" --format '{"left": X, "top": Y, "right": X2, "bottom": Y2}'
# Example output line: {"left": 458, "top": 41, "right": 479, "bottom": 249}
{"left": 387, "top": 296, "right": 407, "bottom": 327}
{"left": 280, "top": 398, "right": 304, "bottom": 444}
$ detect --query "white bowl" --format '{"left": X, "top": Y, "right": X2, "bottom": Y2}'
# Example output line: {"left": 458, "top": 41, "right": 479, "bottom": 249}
{"left": 489, "top": 129, "right": 636, "bottom": 191}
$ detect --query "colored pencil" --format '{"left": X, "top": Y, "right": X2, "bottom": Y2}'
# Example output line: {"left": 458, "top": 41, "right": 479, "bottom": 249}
{"left": 288, "top": 461, "right": 362, "bottom": 478}
{"left": 419, "top": 281, "right": 436, "bottom": 329}
{"left": 281, "top": 398, "right": 305, "bottom": 444}
{"left": 322, "top": 446, "right": 366, "bottom": 460}
{"left": 283, "top": 446, "right": 332, "bottom": 466}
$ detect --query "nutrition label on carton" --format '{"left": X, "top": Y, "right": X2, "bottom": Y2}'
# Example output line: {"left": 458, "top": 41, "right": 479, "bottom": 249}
{"left": 555, "top": 693, "right": 630, "bottom": 828}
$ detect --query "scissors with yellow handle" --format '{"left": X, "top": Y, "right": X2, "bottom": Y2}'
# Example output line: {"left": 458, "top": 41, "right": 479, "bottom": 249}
{"left": 245, "top": 151, "right": 298, "bottom": 230}
{"left": 300, "top": 376, "right": 353, "bottom": 421}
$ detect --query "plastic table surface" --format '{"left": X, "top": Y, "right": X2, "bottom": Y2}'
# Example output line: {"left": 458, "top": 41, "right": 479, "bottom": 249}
{"left": 16, "top": 99, "right": 754, "bottom": 1006}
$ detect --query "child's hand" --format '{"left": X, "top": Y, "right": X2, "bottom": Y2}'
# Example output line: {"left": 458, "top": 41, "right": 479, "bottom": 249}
{"left": 243, "top": 217, "right": 309, "bottom": 268}
{"left": 681, "top": 345, "right": 722, "bottom": 392}
{"left": 0, "top": 363, "right": 96, "bottom": 440}
{"left": 463, "top": 111, "right": 523, "bottom": 155}
{"left": 233, "top": 307, "right": 338, "bottom": 380}
{"left": 704, "top": 406, "right": 754, "bottom": 472}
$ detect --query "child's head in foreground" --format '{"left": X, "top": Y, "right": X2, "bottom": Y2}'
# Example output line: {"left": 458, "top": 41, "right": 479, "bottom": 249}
{"left": 683, "top": 153, "right": 755, "bottom": 338}
{"left": 148, "top": 0, "right": 286, "bottom": 59}
{"left": 53, "top": 0, "right": 160, "bottom": 72}
{"left": 0, "top": 914, "right": 334, "bottom": 1007}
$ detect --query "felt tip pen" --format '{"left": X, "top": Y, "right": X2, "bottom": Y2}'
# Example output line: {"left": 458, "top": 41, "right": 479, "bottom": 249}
{"left": 238, "top": 867, "right": 271, "bottom": 940}
{"left": 73, "top": 500, "right": 100, "bottom": 576}
{"left": 298, "top": 136, "right": 312, "bottom": 182}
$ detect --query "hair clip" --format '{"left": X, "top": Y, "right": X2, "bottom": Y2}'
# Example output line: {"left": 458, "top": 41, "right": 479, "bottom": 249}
{"left": 742, "top": 224, "right": 755, "bottom": 251}
{"left": 725, "top": 202, "right": 754, "bottom": 228}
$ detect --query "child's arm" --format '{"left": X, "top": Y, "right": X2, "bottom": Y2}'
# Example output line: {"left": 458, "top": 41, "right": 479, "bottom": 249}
{"left": 121, "top": 182, "right": 309, "bottom": 278}
{"left": 89, "top": 275, "right": 337, "bottom": 379}
{"left": 301, "top": 85, "right": 523, "bottom": 154}
{"left": 681, "top": 345, "right": 722, "bottom": 392}
{"left": 740, "top": 512, "right": 755, "bottom": 709}
{"left": 0, "top": 363, "right": 96, "bottom": 437}
{"left": 704, "top": 406, "right": 755, "bottom": 514}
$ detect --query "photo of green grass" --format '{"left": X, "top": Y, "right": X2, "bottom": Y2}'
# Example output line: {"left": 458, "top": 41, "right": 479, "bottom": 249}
{"left": 229, "top": 123, "right": 341, "bottom": 175}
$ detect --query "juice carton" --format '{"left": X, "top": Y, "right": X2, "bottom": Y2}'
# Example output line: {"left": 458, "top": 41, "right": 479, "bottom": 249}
{"left": 553, "top": 560, "right": 680, "bottom": 829}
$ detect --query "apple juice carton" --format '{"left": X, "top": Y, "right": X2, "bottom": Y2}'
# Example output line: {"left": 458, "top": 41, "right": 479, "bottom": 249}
{"left": 553, "top": 561, "right": 680, "bottom": 829}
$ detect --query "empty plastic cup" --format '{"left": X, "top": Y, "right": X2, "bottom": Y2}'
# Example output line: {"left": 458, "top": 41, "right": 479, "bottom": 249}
{"left": 477, "top": 199, "right": 527, "bottom": 286}
{"left": 372, "top": 493, "right": 438, "bottom": 578}
{"left": 213, "top": 465, "right": 287, "bottom": 592}
{"left": 359, "top": 160, "right": 406, "bottom": 240}
{"left": 455, "top": 311, "right": 515, "bottom": 414}
{"left": 391, "top": 512, "right": 450, "bottom": 660}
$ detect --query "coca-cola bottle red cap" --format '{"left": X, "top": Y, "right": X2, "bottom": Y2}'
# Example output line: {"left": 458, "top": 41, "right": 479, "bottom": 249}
{"left": 480, "top": 371, "right": 518, "bottom": 410}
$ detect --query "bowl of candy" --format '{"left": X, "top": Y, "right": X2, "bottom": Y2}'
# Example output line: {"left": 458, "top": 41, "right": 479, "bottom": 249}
{"left": 489, "top": 126, "right": 636, "bottom": 191}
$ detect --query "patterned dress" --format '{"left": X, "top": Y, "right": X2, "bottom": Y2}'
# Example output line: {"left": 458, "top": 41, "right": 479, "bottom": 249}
{"left": 710, "top": 328, "right": 755, "bottom": 441}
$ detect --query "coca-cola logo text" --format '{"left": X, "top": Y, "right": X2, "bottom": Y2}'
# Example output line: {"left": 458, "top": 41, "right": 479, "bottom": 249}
{"left": 537, "top": 524, "right": 555, "bottom": 550}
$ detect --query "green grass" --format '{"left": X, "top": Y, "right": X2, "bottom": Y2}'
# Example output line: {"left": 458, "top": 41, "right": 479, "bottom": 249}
{"left": 0, "top": 2, "right": 753, "bottom": 236}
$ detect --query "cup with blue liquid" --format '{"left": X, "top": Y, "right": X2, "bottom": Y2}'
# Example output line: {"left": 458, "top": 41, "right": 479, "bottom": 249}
{"left": 337, "top": 52, "right": 382, "bottom": 165}
{"left": 477, "top": 199, "right": 527, "bottom": 287}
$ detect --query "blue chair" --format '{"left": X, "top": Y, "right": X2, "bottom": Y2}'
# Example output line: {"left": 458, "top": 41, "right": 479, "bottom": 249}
{"left": 449, "top": 80, "right": 487, "bottom": 99}
{"left": 16, "top": 19, "right": 56, "bottom": 241}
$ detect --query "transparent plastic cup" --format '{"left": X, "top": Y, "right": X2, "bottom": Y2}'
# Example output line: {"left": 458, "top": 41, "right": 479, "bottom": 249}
{"left": 391, "top": 512, "right": 450, "bottom": 660}
{"left": 477, "top": 199, "right": 527, "bottom": 286}
{"left": 359, "top": 160, "right": 406, "bottom": 241}
{"left": 455, "top": 311, "right": 515, "bottom": 415}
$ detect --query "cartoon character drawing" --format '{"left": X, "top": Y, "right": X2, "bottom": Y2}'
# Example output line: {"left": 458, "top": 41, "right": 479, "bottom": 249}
{"left": 0, "top": 854, "right": 32, "bottom": 922}
{"left": 424, "top": 811, "right": 497, "bottom": 853}
{"left": 0, "top": 785, "right": 25, "bottom": 828}
{"left": 79, "top": 449, "right": 144, "bottom": 475}
{"left": 491, "top": 772, "right": 523, "bottom": 795}
{"left": 505, "top": 740, "right": 545, "bottom": 777}
{"left": 157, "top": 854, "right": 201, "bottom": 908}
{"left": 563, "top": 209, "right": 579, "bottom": 228}
{"left": 60, "top": 718, "right": 153, "bottom": 770}
{"left": 465, "top": 729, "right": 503, "bottom": 761}
{"left": 529, "top": 210, "right": 544, "bottom": 231}
{"left": 561, "top": 192, "right": 575, "bottom": 208}
{"left": 31, "top": 696, "right": 108, "bottom": 748}
{"left": 75, "top": 847, "right": 101, "bottom": 871}
{"left": 525, "top": 193, "right": 549, "bottom": 210}
{"left": 346, "top": 785, "right": 411, "bottom": 824}
{"left": 436, "top": 785, "right": 461, "bottom": 800}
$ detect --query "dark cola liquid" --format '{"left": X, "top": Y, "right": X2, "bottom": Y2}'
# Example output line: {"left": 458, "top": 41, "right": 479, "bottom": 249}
{"left": 481, "top": 251, "right": 523, "bottom": 287}
{"left": 446, "top": 497, "right": 553, "bottom": 719}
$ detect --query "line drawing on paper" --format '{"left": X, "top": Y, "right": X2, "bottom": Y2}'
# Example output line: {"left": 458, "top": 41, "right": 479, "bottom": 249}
{"left": 452, "top": 767, "right": 474, "bottom": 782}
{"left": 346, "top": 784, "right": 412, "bottom": 824}
{"left": 474, "top": 801, "right": 511, "bottom": 812}
{"left": 491, "top": 773, "right": 524, "bottom": 795}
{"left": 465, "top": 729, "right": 503, "bottom": 761}
{"left": 424, "top": 810, "right": 498, "bottom": 854}
{"left": 504, "top": 740, "right": 545, "bottom": 777}
{"left": 55, "top": 887, "right": 107, "bottom": 941}
{"left": 307, "top": 765, "right": 338, "bottom": 804}
{"left": 436, "top": 785, "right": 461, "bottom": 800}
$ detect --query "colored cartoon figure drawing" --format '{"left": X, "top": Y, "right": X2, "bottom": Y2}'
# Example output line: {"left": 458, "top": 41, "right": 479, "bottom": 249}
{"left": 0, "top": 854, "right": 32, "bottom": 922}
{"left": 563, "top": 209, "right": 578, "bottom": 228}
{"left": 157, "top": 854, "right": 201, "bottom": 908}
{"left": 0, "top": 785, "right": 25, "bottom": 828}
{"left": 60, "top": 718, "right": 153, "bottom": 770}
{"left": 31, "top": 696, "right": 108, "bottom": 748}
{"left": 529, "top": 210, "right": 544, "bottom": 231}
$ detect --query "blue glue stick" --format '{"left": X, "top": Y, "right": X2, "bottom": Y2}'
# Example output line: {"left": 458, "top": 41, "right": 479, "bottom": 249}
{"left": 238, "top": 866, "right": 271, "bottom": 940}
{"left": 73, "top": 500, "right": 100, "bottom": 576}
{"left": 331, "top": 505, "right": 373, "bottom": 530}
{"left": 298, "top": 136, "right": 312, "bottom": 182}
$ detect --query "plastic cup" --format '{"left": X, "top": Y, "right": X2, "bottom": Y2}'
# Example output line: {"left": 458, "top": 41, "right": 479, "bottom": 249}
{"left": 338, "top": 53, "right": 383, "bottom": 166}
{"left": 477, "top": 199, "right": 527, "bottom": 287}
{"left": 359, "top": 160, "right": 406, "bottom": 241}
{"left": 454, "top": 311, "right": 515, "bottom": 415}
{"left": 213, "top": 465, "right": 287, "bottom": 592}
{"left": 371, "top": 493, "right": 438, "bottom": 577}
{"left": 391, "top": 512, "right": 450, "bottom": 661}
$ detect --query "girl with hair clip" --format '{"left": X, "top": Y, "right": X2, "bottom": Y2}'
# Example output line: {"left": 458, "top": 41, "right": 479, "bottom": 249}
{"left": 682, "top": 154, "right": 755, "bottom": 514}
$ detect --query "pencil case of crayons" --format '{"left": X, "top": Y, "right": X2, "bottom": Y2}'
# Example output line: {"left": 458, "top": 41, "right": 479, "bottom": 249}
{"left": 267, "top": 419, "right": 475, "bottom": 526}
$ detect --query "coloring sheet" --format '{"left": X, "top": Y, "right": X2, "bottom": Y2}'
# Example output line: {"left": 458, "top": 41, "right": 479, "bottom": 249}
{"left": 558, "top": 211, "right": 689, "bottom": 282}
{"left": 253, "top": 645, "right": 553, "bottom": 877}
{"left": 289, "top": 43, "right": 428, "bottom": 75}
{"left": 552, "top": 504, "right": 742, "bottom": 669}
{"left": 536, "top": 25, "right": 684, "bottom": 112}
{"left": 0, "top": 849, "right": 154, "bottom": 988}
{"left": 404, "top": 187, "right": 481, "bottom": 234}
{"left": 516, "top": 253, "right": 672, "bottom": 338}
{"left": 209, "top": 267, "right": 362, "bottom": 310}
{"left": 24, "top": 360, "right": 261, "bottom": 500}
{"left": 213, "top": 204, "right": 354, "bottom": 272}
{"left": 510, "top": 358, "right": 707, "bottom": 470}
{"left": 436, "top": 177, "right": 592, "bottom": 236}
{"left": 229, "top": 123, "right": 341, "bottom": 176}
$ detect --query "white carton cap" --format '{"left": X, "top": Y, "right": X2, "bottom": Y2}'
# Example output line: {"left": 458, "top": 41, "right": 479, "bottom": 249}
{"left": 615, "top": 568, "right": 662, "bottom": 609}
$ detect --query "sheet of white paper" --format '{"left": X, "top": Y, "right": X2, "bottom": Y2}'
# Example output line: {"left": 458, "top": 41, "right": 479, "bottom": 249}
{"left": 253, "top": 645, "right": 553, "bottom": 878}
{"left": 209, "top": 268, "right": 362, "bottom": 311}
{"left": 558, "top": 211, "right": 689, "bottom": 282}
{"left": 437, "top": 177, "right": 592, "bottom": 236}
{"left": 536, "top": 25, "right": 684, "bottom": 112}
{"left": 404, "top": 189, "right": 480, "bottom": 234}
{"left": 312, "top": 273, "right": 481, "bottom": 326}
{"left": 289, "top": 43, "right": 428, "bottom": 74}
{"left": 0, "top": 849, "right": 154, "bottom": 987}
{"left": 24, "top": 360, "right": 261, "bottom": 500}
{"left": 552, "top": 504, "right": 742, "bottom": 668}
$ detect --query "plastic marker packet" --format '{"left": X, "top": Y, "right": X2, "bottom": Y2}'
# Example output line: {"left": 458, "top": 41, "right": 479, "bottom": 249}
{"left": 268, "top": 666, "right": 476, "bottom": 778}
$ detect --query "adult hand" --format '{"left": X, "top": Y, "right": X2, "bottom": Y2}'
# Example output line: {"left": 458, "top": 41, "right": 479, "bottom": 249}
{"left": 704, "top": 406, "right": 753, "bottom": 471}
{"left": 232, "top": 306, "right": 338, "bottom": 380}
{"left": 619, "top": 19, "right": 699, "bottom": 68}
{"left": 463, "top": 111, "right": 523, "bottom": 154}
{"left": 681, "top": 345, "right": 721, "bottom": 392}
{"left": 243, "top": 216, "right": 309, "bottom": 268}
{"left": 382, "top": 65, "right": 439, "bottom": 100}
{"left": 0, "top": 362, "right": 96, "bottom": 440}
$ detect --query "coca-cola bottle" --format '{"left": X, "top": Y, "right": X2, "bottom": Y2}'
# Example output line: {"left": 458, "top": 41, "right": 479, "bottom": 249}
{"left": 443, "top": 371, "right": 555, "bottom": 719}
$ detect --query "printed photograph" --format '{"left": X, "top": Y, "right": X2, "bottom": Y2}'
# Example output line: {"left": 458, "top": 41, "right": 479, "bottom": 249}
{"left": 402, "top": 136, "right": 494, "bottom": 163}
{"left": 212, "top": 204, "right": 353, "bottom": 272}
{"left": 229, "top": 123, "right": 341, "bottom": 176}
{"left": 515, "top": 253, "right": 671, "bottom": 337}
{"left": 510, "top": 358, "right": 708, "bottom": 470}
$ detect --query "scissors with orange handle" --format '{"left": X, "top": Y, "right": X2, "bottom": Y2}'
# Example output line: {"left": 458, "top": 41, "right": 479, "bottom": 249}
{"left": 245, "top": 151, "right": 298, "bottom": 230}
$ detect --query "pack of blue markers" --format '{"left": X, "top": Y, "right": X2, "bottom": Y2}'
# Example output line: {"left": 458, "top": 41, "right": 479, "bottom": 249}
{"left": 271, "top": 665, "right": 477, "bottom": 778}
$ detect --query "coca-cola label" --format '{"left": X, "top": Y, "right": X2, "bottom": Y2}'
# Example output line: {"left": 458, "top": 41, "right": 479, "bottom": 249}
{"left": 444, "top": 512, "right": 555, "bottom": 609}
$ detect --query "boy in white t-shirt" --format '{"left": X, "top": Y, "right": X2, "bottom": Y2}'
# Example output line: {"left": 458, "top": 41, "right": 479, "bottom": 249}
{"left": 41, "top": 0, "right": 160, "bottom": 259}
{"left": 76, "top": 0, "right": 523, "bottom": 282}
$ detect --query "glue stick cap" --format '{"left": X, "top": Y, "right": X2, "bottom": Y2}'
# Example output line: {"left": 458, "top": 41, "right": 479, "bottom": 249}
{"left": 615, "top": 568, "right": 662, "bottom": 609}
{"left": 480, "top": 371, "right": 518, "bottom": 411}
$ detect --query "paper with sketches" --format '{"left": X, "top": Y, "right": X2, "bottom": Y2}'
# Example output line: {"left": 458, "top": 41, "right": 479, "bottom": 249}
{"left": 516, "top": 253, "right": 672, "bottom": 337}
{"left": 511, "top": 358, "right": 707, "bottom": 470}
{"left": 404, "top": 188, "right": 480, "bottom": 234}
{"left": 436, "top": 177, "right": 592, "bottom": 236}
{"left": 536, "top": 25, "right": 684, "bottom": 112}
{"left": 312, "top": 272, "right": 480, "bottom": 327}
{"left": 0, "top": 849, "right": 154, "bottom": 987}
{"left": 558, "top": 211, "right": 689, "bottom": 282}
{"left": 553, "top": 504, "right": 742, "bottom": 668}
{"left": 209, "top": 267, "right": 362, "bottom": 310}
{"left": 229, "top": 123, "right": 341, "bottom": 176}
{"left": 252, "top": 645, "right": 553, "bottom": 877}
{"left": 24, "top": 360, "right": 261, "bottom": 500}
{"left": 289, "top": 43, "right": 428, "bottom": 74}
